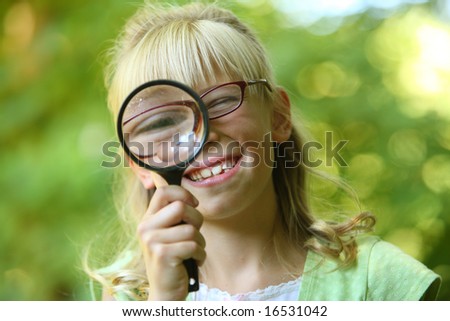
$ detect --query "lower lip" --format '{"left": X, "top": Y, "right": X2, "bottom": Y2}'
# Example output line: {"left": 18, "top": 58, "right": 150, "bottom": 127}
{"left": 183, "top": 158, "right": 242, "bottom": 187}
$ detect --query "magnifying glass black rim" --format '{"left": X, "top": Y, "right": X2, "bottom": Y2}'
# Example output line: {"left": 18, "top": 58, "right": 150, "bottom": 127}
{"left": 117, "top": 79, "right": 209, "bottom": 173}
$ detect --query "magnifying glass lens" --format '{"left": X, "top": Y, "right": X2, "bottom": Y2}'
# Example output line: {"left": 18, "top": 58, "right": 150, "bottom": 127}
{"left": 121, "top": 85, "right": 203, "bottom": 168}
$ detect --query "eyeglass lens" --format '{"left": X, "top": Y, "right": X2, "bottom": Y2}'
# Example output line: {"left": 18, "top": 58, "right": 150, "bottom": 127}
{"left": 201, "top": 83, "right": 243, "bottom": 119}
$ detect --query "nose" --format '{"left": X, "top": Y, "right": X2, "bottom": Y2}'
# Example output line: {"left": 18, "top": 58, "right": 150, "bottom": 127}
{"left": 199, "top": 124, "right": 224, "bottom": 165}
{"left": 203, "top": 118, "right": 225, "bottom": 144}
{"left": 205, "top": 127, "right": 220, "bottom": 143}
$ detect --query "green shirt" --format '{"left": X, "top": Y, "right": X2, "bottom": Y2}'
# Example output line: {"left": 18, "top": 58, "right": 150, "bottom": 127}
{"left": 111, "top": 236, "right": 441, "bottom": 300}
{"left": 298, "top": 236, "right": 441, "bottom": 300}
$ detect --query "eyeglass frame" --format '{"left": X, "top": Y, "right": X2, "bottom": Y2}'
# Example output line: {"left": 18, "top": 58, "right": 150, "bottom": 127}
{"left": 200, "top": 79, "right": 273, "bottom": 120}
{"left": 122, "top": 79, "right": 272, "bottom": 126}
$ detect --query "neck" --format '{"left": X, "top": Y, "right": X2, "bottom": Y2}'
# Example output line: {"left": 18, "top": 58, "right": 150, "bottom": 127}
{"left": 199, "top": 182, "right": 303, "bottom": 294}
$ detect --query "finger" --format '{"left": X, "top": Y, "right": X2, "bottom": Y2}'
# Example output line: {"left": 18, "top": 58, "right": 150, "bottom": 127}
{"left": 147, "top": 185, "right": 199, "bottom": 215}
{"left": 140, "top": 224, "right": 206, "bottom": 249}
{"left": 141, "top": 201, "right": 203, "bottom": 230}
{"left": 153, "top": 241, "right": 207, "bottom": 265}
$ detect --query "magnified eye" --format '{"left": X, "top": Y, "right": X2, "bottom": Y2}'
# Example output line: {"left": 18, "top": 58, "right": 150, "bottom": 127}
{"left": 135, "top": 113, "right": 182, "bottom": 133}
{"left": 132, "top": 110, "right": 190, "bottom": 142}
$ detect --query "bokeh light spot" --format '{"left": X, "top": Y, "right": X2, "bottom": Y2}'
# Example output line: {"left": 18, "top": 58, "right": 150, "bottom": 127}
{"left": 385, "top": 228, "right": 424, "bottom": 260}
{"left": 347, "top": 153, "right": 385, "bottom": 199}
{"left": 388, "top": 129, "right": 427, "bottom": 166}
{"left": 422, "top": 154, "right": 450, "bottom": 193}
{"left": 2, "top": 2, "right": 36, "bottom": 55}
{"left": 296, "top": 62, "right": 360, "bottom": 99}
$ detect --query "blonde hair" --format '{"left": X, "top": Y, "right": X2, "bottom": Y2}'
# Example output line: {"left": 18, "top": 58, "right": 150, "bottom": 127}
{"left": 85, "top": 1, "right": 375, "bottom": 300}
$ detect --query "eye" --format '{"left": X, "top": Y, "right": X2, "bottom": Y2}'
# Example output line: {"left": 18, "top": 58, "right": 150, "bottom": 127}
{"left": 134, "top": 114, "right": 179, "bottom": 134}
{"left": 134, "top": 112, "right": 188, "bottom": 141}
{"left": 207, "top": 96, "right": 240, "bottom": 112}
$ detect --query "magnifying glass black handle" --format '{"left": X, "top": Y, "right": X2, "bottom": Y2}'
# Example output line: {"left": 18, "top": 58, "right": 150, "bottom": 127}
{"left": 161, "top": 170, "right": 199, "bottom": 292}
{"left": 183, "top": 258, "right": 199, "bottom": 292}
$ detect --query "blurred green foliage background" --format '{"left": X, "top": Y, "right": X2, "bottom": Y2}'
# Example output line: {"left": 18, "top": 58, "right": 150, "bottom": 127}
{"left": 0, "top": 0, "right": 449, "bottom": 300}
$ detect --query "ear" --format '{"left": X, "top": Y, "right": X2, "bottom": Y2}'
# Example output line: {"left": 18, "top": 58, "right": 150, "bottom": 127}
{"left": 271, "top": 87, "right": 292, "bottom": 143}
{"left": 128, "top": 159, "right": 155, "bottom": 190}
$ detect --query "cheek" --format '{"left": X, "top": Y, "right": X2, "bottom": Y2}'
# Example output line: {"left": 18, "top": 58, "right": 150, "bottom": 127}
{"left": 240, "top": 141, "right": 275, "bottom": 176}
{"left": 231, "top": 105, "right": 273, "bottom": 140}
{"left": 225, "top": 107, "right": 274, "bottom": 168}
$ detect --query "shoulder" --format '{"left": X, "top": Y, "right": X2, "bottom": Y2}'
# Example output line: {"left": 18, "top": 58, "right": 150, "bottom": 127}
{"left": 299, "top": 236, "right": 441, "bottom": 300}
{"left": 364, "top": 236, "right": 441, "bottom": 300}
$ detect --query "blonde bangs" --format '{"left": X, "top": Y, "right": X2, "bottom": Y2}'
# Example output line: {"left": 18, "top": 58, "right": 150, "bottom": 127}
{"left": 108, "top": 18, "right": 269, "bottom": 116}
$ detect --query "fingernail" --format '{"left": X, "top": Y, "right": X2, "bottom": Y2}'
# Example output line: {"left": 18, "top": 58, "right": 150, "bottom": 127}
{"left": 193, "top": 197, "right": 199, "bottom": 206}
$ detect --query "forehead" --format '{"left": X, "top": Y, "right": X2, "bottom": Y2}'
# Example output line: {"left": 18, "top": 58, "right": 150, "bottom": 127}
{"left": 194, "top": 75, "right": 236, "bottom": 94}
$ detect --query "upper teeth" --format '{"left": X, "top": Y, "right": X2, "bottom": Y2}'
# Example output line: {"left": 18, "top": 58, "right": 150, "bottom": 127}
{"left": 188, "top": 159, "right": 237, "bottom": 181}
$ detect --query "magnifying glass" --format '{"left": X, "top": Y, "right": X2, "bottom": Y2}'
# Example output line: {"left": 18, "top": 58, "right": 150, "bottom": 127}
{"left": 117, "top": 79, "right": 209, "bottom": 292}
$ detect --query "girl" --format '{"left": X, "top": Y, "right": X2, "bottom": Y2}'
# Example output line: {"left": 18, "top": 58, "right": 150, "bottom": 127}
{"left": 86, "top": 2, "right": 441, "bottom": 301}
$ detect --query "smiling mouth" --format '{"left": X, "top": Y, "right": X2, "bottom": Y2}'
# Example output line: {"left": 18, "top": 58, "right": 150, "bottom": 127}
{"left": 186, "top": 158, "right": 240, "bottom": 182}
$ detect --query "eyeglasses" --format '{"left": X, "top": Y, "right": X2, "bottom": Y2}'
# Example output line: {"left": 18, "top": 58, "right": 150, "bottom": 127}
{"left": 200, "top": 79, "right": 272, "bottom": 120}
{"left": 123, "top": 79, "right": 272, "bottom": 127}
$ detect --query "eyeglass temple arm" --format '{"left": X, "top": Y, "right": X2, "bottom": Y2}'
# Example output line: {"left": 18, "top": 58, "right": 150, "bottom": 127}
{"left": 247, "top": 79, "right": 273, "bottom": 92}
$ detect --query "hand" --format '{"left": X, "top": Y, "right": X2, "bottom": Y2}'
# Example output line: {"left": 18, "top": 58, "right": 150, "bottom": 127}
{"left": 137, "top": 185, "right": 206, "bottom": 300}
